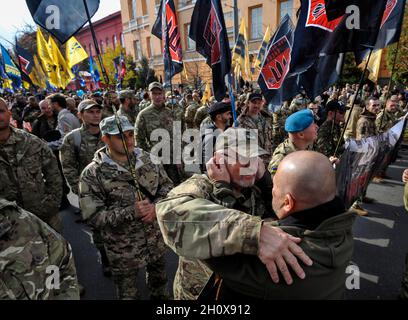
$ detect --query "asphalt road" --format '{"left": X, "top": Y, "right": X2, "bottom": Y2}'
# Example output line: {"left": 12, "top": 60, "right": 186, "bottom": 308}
{"left": 61, "top": 147, "right": 408, "bottom": 300}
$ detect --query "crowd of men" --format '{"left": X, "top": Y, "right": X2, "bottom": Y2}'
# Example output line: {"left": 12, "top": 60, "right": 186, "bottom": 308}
{"left": 0, "top": 80, "right": 407, "bottom": 300}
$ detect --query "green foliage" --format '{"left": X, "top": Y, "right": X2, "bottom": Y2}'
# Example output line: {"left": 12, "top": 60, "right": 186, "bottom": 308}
{"left": 337, "top": 52, "right": 363, "bottom": 87}
{"left": 133, "top": 56, "right": 159, "bottom": 90}
{"left": 386, "top": 2, "right": 408, "bottom": 86}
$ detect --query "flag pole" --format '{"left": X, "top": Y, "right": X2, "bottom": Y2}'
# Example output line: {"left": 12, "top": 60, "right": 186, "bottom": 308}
{"left": 228, "top": 73, "right": 238, "bottom": 127}
{"left": 379, "top": 41, "right": 400, "bottom": 129}
{"left": 82, "top": 0, "right": 109, "bottom": 84}
{"left": 334, "top": 47, "right": 374, "bottom": 157}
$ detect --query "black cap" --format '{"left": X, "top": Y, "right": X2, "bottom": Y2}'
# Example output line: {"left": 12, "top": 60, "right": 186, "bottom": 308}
{"left": 326, "top": 100, "right": 345, "bottom": 113}
{"left": 208, "top": 102, "right": 232, "bottom": 116}
{"left": 248, "top": 92, "right": 263, "bottom": 102}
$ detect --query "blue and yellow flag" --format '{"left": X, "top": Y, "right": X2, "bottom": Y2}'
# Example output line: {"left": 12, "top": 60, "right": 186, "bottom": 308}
{"left": 1, "top": 44, "right": 22, "bottom": 89}
{"left": 232, "top": 18, "right": 251, "bottom": 81}
{"left": 66, "top": 36, "right": 88, "bottom": 68}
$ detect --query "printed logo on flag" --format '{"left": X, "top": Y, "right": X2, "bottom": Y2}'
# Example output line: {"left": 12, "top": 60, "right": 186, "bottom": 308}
{"left": 381, "top": 0, "right": 398, "bottom": 28}
{"left": 18, "top": 56, "right": 30, "bottom": 75}
{"left": 165, "top": 1, "right": 183, "bottom": 64}
{"left": 260, "top": 36, "right": 291, "bottom": 90}
{"left": 204, "top": 4, "right": 222, "bottom": 66}
{"left": 306, "top": 0, "right": 343, "bottom": 32}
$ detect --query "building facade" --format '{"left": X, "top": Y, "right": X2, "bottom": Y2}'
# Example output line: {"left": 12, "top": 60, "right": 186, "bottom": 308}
{"left": 76, "top": 11, "right": 124, "bottom": 57}
{"left": 120, "top": 0, "right": 390, "bottom": 89}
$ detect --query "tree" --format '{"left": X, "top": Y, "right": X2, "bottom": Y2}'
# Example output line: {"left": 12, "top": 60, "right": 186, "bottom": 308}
{"left": 387, "top": 1, "right": 408, "bottom": 86}
{"left": 336, "top": 52, "right": 363, "bottom": 87}
{"left": 134, "top": 56, "right": 159, "bottom": 90}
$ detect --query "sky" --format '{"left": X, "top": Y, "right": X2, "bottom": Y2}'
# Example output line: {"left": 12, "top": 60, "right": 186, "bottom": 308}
{"left": 0, "top": 0, "right": 121, "bottom": 46}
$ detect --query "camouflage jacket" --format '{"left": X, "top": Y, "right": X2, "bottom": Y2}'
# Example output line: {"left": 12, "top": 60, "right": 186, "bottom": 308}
{"left": 0, "top": 199, "right": 79, "bottom": 300}
{"left": 101, "top": 105, "right": 114, "bottom": 119}
{"left": 156, "top": 174, "right": 266, "bottom": 300}
{"left": 356, "top": 111, "right": 378, "bottom": 140}
{"left": 138, "top": 99, "right": 151, "bottom": 112}
{"left": 166, "top": 102, "right": 185, "bottom": 130}
{"left": 185, "top": 102, "right": 200, "bottom": 129}
{"left": 0, "top": 127, "right": 63, "bottom": 227}
{"left": 194, "top": 106, "right": 209, "bottom": 129}
{"left": 343, "top": 106, "right": 363, "bottom": 140}
{"left": 268, "top": 139, "right": 305, "bottom": 176}
{"left": 117, "top": 105, "right": 139, "bottom": 126}
{"left": 238, "top": 113, "right": 275, "bottom": 166}
{"left": 272, "top": 108, "right": 289, "bottom": 147}
{"left": 59, "top": 125, "right": 104, "bottom": 195}
{"left": 135, "top": 104, "right": 175, "bottom": 153}
{"left": 376, "top": 110, "right": 396, "bottom": 133}
{"left": 316, "top": 120, "right": 344, "bottom": 157}
{"left": 79, "top": 147, "right": 173, "bottom": 273}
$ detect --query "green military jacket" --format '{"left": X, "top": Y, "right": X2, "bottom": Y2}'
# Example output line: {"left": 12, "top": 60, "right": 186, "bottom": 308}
{"left": 205, "top": 204, "right": 356, "bottom": 300}
{"left": 79, "top": 147, "right": 173, "bottom": 273}
{"left": 316, "top": 120, "right": 343, "bottom": 157}
{"left": 356, "top": 111, "right": 378, "bottom": 140}
{"left": 0, "top": 199, "right": 79, "bottom": 300}
{"left": 117, "top": 105, "right": 139, "bottom": 126}
{"left": 0, "top": 127, "right": 62, "bottom": 229}
{"left": 268, "top": 139, "right": 303, "bottom": 176}
{"left": 135, "top": 103, "right": 174, "bottom": 153}
{"left": 194, "top": 105, "right": 209, "bottom": 129}
{"left": 156, "top": 174, "right": 267, "bottom": 300}
{"left": 376, "top": 110, "right": 397, "bottom": 133}
{"left": 185, "top": 102, "right": 200, "bottom": 129}
{"left": 60, "top": 125, "right": 105, "bottom": 195}
{"left": 238, "top": 112, "right": 275, "bottom": 167}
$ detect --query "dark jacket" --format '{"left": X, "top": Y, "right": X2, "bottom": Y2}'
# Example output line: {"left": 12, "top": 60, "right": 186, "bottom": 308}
{"left": 203, "top": 197, "right": 356, "bottom": 300}
{"left": 32, "top": 114, "right": 58, "bottom": 141}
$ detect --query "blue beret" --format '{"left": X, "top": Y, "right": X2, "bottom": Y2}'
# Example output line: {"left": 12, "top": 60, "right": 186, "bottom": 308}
{"left": 285, "top": 109, "right": 315, "bottom": 133}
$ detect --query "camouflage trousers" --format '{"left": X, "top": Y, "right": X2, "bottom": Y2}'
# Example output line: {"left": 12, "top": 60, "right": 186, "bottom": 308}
{"left": 401, "top": 253, "right": 408, "bottom": 300}
{"left": 113, "top": 255, "right": 169, "bottom": 300}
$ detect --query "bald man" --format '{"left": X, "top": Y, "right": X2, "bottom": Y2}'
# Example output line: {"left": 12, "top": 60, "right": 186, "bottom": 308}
{"left": 203, "top": 151, "right": 356, "bottom": 300}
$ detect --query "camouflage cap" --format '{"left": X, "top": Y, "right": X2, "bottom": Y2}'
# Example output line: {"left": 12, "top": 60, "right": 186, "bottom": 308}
{"left": 119, "top": 90, "right": 135, "bottom": 100}
{"left": 148, "top": 82, "right": 164, "bottom": 91}
{"left": 78, "top": 99, "right": 102, "bottom": 113}
{"left": 100, "top": 115, "right": 134, "bottom": 136}
{"left": 215, "top": 128, "right": 268, "bottom": 158}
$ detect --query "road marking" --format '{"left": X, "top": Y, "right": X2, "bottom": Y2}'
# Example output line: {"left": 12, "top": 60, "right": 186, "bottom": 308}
{"left": 364, "top": 217, "right": 395, "bottom": 229}
{"left": 354, "top": 238, "right": 390, "bottom": 247}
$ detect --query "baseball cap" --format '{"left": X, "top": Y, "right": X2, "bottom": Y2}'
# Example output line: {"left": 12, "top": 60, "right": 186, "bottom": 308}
{"left": 148, "top": 82, "right": 164, "bottom": 91}
{"left": 248, "top": 92, "right": 263, "bottom": 102}
{"left": 208, "top": 102, "right": 232, "bottom": 116}
{"left": 215, "top": 128, "right": 268, "bottom": 158}
{"left": 100, "top": 116, "right": 134, "bottom": 136}
{"left": 78, "top": 99, "right": 102, "bottom": 113}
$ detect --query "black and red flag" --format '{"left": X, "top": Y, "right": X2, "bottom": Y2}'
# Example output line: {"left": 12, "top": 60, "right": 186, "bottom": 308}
{"left": 152, "top": 0, "right": 183, "bottom": 85}
{"left": 189, "top": 0, "right": 231, "bottom": 102}
{"left": 258, "top": 14, "right": 297, "bottom": 106}
{"left": 14, "top": 44, "right": 34, "bottom": 86}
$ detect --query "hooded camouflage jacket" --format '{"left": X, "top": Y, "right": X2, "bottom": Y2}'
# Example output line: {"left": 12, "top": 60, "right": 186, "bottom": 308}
{"left": 156, "top": 174, "right": 267, "bottom": 300}
{"left": 0, "top": 127, "right": 62, "bottom": 228}
{"left": 59, "top": 125, "right": 104, "bottom": 195}
{"left": 356, "top": 111, "right": 378, "bottom": 140}
{"left": 79, "top": 147, "right": 173, "bottom": 273}
{"left": 0, "top": 199, "right": 79, "bottom": 300}
{"left": 376, "top": 110, "right": 397, "bottom": 134}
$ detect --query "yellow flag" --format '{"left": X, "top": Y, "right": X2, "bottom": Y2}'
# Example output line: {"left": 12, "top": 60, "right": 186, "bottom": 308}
{"left": 359, "top": 49, "right": 383, "bottom": 83}
{"left": 30, "top": 55, "right": 47, "bottom": 89}
{"left": 37, "top": 27, "right": 59, "bottom": 87}
{"left": 49, "top": 36, "right": 75, "bottom": 88}
{"left": 253, "top": 26, "right": 272, "bottom": 73}
{"left": 66, "top": 36, "right": 88, "bottom": 68}
{"left": 1, "top": 78, "right": 13, "bottom": 90}
{"left": 202, "top": 83, "right": 212, "bottom": 105}
{"left": 232, "top": 18, "right": 251, "bottom": 81}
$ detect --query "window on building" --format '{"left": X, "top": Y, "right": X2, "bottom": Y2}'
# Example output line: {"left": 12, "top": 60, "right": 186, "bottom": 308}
{"left": 89, "top": 43, "right": 93, "bottom": 54}
{"left": 120, "top": 33, "right": 124, "bottom": 47}
{"left": 141, "top": 0, "right": 148, "bottom": 16}
{"left": 113, "top": 35, "right": 118, "bottom": 48}
{"left": 128, "top": 0, "right": 136, "bottom": 20}
{"left": 249, "top": 6, "right": 263, "bottom": 40}
{"left": 185, "top": 24, "right": 195, "bottom": 51}
{"left": 100, "top": 40, "right": 104, "bottom": 53}
{"left": 106, "top": 38, "right": 110, "bottom": 49}
{"left": 279, "top": 0, "right": 293, "bottom": 21}
{"left": 146, "top": 37, "right": 152, "bottom": 58}
{"left": 134, "top": 40, "right": 142, "bottom": 60}
{"left": 83, "top": 45, "right": 87, "bottom": 53}
{"left": 179, "top": 0, "right": 196, "bottom": 8}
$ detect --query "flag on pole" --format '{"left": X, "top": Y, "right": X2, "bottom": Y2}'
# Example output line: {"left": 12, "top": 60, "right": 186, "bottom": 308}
{"left": 202, "top": 82, "right": 212, "bottom": 105}
{"left": 89, "top": 47, "right": 100, "bottom": 87}
{"left": 36, "top": 27, "right": 59, "bottom": 88}
{"left": 189, "top": 0, "right": 231, "bottom": 102}
{"left": 253, "top": 25, "right": 272, "bottom": 74}
{"left": 66, "top": 36, "right": 88, "bottom": 68}
{"left": 26, "top": 0, "right": 100, "bottom": 44}
{"left": 152, "top": 0, "right": 183, "bottom": 85}
{"left": 1, "top": 44, "right": 22, "bottom": 90}
{"left": 359, "top": 49, "right": 383, "bottom": 83}
{"left": 49, "top": 35, "right": 74, "bottom": 88}
{"left": 232, "top": 18, "right": 251, "bottom": 81}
